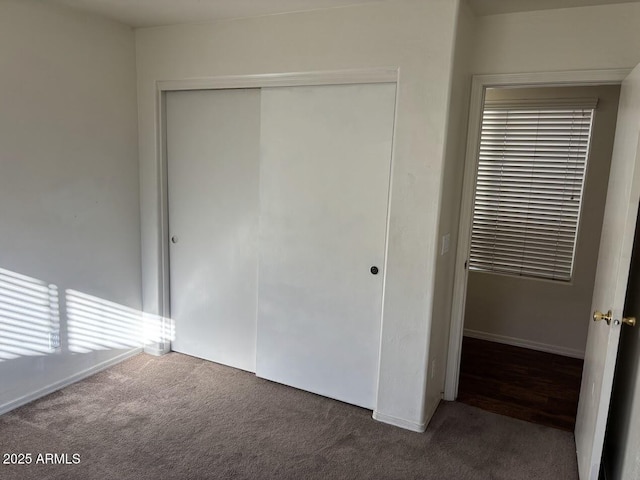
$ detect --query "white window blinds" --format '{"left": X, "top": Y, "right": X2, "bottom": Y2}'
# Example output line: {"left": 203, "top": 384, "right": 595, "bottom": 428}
{"left": 469, "top": 98, "right": 596, "bottom": 281}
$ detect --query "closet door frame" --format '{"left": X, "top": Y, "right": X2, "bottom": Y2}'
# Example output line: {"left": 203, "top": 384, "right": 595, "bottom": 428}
{"left": 153, "top": 68, "right": 398, "bottom": 357}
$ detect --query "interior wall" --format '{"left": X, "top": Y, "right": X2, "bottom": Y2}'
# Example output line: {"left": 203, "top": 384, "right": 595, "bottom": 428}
{"left": 0, "top": 0, "right": 141, "bottom": 411}
{"left": 135, "top": 0, "right": 460, "bottom": 430}
{"left": 605, "top": 210, "right": 640, "bottom": 480}
{"left": 464, "top": 85, "right": 621, "bottom": 358}
{"left": 428, "top": 0, "right": 476, "bottom": 420}
{"left": 472, "top": 2, "right": 640, "bottom": 74}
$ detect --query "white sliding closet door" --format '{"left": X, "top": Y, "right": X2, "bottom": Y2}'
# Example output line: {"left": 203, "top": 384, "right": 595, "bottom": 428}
{"left": 167, "top": 89, "right": 260, "bottom": 372}
{"left": 256, "top": 83, "right": 396, "bottom": 409}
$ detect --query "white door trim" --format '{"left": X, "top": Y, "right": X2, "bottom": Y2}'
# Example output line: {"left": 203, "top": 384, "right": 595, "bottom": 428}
{"left": 153, "top": 68, "right": 399, "bottom": 353}
{"left": 443, "top": 68, "right": 631, "bottom": 401}
{"left": 157, "top": 68, "right": 398, "bottom": 92}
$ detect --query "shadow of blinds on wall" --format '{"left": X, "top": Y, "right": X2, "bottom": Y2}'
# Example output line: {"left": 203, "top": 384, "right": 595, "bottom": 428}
{"left": 469, "top": 97, "right": 597, "bottom": 281}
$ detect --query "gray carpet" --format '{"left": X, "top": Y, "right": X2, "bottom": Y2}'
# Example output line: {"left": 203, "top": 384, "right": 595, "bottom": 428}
{"left": 0, "top": 353, "right": 578, "bottom": 480}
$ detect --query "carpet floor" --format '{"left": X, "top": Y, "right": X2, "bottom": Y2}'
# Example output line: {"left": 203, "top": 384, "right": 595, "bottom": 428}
{"left": 0, "top": 353, "right": 578, "bottom": 480}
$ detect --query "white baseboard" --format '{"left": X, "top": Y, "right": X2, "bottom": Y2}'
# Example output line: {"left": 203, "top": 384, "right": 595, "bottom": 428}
{"left": 463, "top": 329, "right": 584, "bottom": 359}
{"left": 0, "top": 348, "right": 143, "bottom": 416}
{"left": 372, "top": 410, "right": 427, "bottom": 433}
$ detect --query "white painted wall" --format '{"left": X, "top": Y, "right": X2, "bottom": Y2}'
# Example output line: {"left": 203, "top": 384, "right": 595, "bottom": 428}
{"left": 428, "top": 0, "right": 477, "bottom": 420}
{"left": 473, "top": 2, "right": 640, "bottom": 74}
{"left": 136, "top": 0, "right": 459, "bottom": 430}
{"left": 0, "top": 0, "right": 140, "bottom": 412}
{"left": 450, "top": 0, "right": 640, "bottom": 362}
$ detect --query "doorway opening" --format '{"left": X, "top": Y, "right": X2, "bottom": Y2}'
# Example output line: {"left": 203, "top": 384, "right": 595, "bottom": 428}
{"left": 451, "top": 83, "right": 621, "bottom": 431}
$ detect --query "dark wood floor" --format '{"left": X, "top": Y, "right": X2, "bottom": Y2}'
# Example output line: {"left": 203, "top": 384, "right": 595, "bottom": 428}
{"left": 457, "top": 336, "right": 584, "bottom": 431}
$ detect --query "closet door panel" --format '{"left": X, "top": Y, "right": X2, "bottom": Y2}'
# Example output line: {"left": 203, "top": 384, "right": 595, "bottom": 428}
{"left": 256, "top": 83, "right": 396, "bottom": 408}
{"left": 167, "top": 89, "right": 260, "bottom": 372}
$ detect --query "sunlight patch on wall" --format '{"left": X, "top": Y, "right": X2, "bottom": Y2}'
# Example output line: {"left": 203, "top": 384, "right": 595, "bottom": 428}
{"left": 66, "top": 290, "right": 143, "bottom": 353}
{"left": 143, "top": 312, "right": 175, "bottom": 345}
{"left": 1, "top": 267, "right": 173, "bottom": 359}
{"left": 0, "top": 268, "right": 60, "bottom": 361}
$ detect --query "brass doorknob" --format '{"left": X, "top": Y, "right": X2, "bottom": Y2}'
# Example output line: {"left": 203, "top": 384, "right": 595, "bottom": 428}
{"left": 622, "top": 317, "right": 636, "bottom": 327}
{"left": 593, "top": 310, "right": 613, "bottom": 325}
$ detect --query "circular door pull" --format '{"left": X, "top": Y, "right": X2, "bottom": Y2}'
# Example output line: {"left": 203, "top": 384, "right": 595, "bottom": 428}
{"left": 171, "top": 236, "right": 179, "bottom": 244}
{"left": 370, "top": 266, "right": 379, "bottom": 275}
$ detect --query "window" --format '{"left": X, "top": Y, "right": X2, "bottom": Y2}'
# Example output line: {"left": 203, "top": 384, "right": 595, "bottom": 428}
{"left": 469, "top": 98, "right": 596, "bottom": 281}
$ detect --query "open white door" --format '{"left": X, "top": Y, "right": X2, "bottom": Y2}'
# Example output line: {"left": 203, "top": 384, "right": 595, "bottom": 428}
{"left": 575, "top": 64, "right": 640, "bottom": 480}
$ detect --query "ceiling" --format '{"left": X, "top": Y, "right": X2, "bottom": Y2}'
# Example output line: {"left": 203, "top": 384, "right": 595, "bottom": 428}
{"left": 45, "top": 0, "right": 640, "bottom": 27}
{"left": 45, "top": 0, "right": 395, "bottom": 28}
{"left": 468, "top": 0, "right": 640, "bottom": 16}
